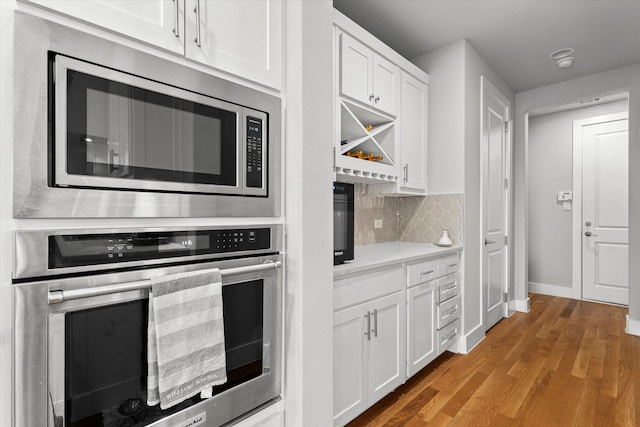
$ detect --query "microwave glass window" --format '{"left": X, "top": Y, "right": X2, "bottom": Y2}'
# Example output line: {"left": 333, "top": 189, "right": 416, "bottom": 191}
{"left": 65, "top": 70, "right": 237, "bottom": 187}
{"left": 64, "top": 280, "right": 264, "bottom": 426}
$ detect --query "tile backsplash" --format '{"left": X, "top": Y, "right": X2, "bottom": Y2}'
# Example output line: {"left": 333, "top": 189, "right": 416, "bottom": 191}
{"left": 354, "top": 184, "right": 464, "bottom": 246}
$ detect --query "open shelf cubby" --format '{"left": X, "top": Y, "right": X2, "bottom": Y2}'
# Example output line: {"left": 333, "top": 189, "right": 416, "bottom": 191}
{"left": 339, "top": 99, "right": 395, "bottom": 167}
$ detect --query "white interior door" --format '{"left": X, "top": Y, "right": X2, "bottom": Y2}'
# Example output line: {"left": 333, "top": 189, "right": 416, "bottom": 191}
{"left": 582, "top": 116, "right": 629, "bottom": 305}
{"left": 481, "top": 77, "right": 510, "bottom": 331}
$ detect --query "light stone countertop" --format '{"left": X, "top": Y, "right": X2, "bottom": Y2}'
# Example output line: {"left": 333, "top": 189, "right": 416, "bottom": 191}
{"left": 334, "top": 242, "right": 462, "bottom": 279}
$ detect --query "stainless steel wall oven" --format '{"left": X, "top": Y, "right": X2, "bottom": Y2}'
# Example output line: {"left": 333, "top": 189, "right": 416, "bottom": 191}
{"left": 13, "top": 225, "right": 282, "bottom": 427}
{"left": 13, "top": 12, "right": 281, "bottom": 218}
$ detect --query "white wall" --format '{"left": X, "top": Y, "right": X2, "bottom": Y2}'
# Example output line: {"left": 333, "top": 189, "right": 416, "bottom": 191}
{"left": 528, "top": 100, "right": 628, "bottom": 294}
{"left": 284, "top": 1, "right": 334, "bottom": 425}
{"left": 413, "top": 40, "right": 465, "bottom": 195}
{"left": 413, "top": 40, "right": 515, "bottom": 351}
{"left": 514, "top": 63, "right": 640, "bottom": 335}
{"left": 0, "top": 2, "right": 15, "bottom": 426}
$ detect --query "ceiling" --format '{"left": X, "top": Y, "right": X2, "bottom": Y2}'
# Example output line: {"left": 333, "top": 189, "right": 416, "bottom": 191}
{"left": 332, "top": 0, "right": 640, "bottom": 93}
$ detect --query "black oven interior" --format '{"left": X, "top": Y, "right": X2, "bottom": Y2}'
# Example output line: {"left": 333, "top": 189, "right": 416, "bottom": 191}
{"left": 65, "top": 279, "right": 264, "bottom": 427}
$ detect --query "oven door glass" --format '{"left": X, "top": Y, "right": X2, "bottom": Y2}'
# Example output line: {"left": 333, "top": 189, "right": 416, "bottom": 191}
{"left": 61, "top": 280, "right": 263, "bottom": 426}
{"left": 55, "top": 55, "right": 246, "bottom": 194}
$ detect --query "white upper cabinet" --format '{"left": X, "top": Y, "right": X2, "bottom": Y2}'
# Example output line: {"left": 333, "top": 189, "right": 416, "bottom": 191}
{"left": 333, "top": 11, "right": 428, "bottom": 189}
{"left": 20, "top": 0, "right": 283, "bottom": 89}
{"left": 372, "top": 55, "right": 398, "bottom": 115}
{"left": 340, "top": 33, "right": 398, "bottom": 116}
{"left": 185, "top": 0, "right": 282, "bottom": 89}
{"left": 398, "top": 72, "right": 428, "bottom": 193}
{"left": 22, "top": 0, "right": 185, "bottom": 54}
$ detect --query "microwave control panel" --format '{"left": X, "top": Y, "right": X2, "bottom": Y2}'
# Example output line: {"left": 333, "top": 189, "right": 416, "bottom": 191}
{"left": 246, "top": 116, "right": 263, "bottom": 188}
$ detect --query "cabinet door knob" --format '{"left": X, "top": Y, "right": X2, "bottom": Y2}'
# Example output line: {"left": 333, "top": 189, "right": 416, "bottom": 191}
{"left": 369, "top": 94, "right": 375, "bottom": 101}
{"left": 374, "top": 96, "right": 380, "bottom": 103}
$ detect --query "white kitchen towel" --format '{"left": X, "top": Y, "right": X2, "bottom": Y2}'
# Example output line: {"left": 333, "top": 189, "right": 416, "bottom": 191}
{"left": 147, "top": 269, "right": 227, "bottom": 409}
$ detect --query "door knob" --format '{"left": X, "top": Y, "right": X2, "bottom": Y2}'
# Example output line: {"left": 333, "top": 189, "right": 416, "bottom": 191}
{"left": 584, "top": 231, "right": 592, "bottom": 237}
{"left": 484, "top": 239, "right": 496, "bottom": 246}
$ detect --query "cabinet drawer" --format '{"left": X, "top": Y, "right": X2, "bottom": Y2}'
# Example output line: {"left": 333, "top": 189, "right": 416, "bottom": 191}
{"left": 437, "top": 295, "right": 461, "bottom": 329}
{"left": 437, "top": 275, "right": 459, "bottom": 303}
{"left": 406, "top": 258, "right": 437, "bottom": 288}
{"left": 437, "top": 254, "right": 460, "bottom": 278}
{"left": 437, "top": 319, "right": 459, "bottom": 354}
{"left": 334, "top": 266, "right": 404, "bottom": 311}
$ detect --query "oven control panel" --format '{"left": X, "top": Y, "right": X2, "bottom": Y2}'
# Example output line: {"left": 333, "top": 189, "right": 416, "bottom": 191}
{"left": 49, "top": 228, "right": 272, "bottom": 269}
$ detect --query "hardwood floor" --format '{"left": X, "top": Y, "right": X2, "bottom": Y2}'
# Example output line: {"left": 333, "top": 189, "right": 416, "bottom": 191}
{"left": 347, "top": 293, "right": 640, "bottom": 427}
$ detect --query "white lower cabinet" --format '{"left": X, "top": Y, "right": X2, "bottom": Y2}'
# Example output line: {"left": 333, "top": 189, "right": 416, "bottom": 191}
{"left": 406, "top": 282, "right": 436, "bottom": 377}
{"left": 333, "top": 248, "right": 461, "bottom": 426}
{"left": 333, "top": 291, "right": 406, "bottom": 426}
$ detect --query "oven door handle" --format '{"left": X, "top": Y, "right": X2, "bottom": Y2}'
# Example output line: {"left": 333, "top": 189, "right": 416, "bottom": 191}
{"left": 48, "top": 260, "right": 282, "bottom": 304}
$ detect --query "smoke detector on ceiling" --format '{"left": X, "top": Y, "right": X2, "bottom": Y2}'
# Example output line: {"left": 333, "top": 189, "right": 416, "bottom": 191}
{"left": 549, "top": 48, "right": 575, "bottom": 68}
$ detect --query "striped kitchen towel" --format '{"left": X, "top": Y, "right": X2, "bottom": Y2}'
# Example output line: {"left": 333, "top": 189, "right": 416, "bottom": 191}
{"left": 147, "top": 268, "right": 227, "bottom": 409}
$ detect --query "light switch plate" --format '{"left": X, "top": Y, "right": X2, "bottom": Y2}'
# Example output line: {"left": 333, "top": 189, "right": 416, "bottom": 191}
{"left": 557, "top": 191, "right": 573, "bottom": 201}
{"left": 374, "top": 219, "right": 383, "bottom": 228}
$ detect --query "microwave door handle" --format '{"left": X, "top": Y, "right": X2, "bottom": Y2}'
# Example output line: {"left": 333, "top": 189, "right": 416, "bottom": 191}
{"left": 48, "top": 260, "right": 282, "bottom": 304}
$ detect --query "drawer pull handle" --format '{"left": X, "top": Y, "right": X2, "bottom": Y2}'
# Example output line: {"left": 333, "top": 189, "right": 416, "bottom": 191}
{"left": 442, "top": 284, "right": 457, "bottom": 292}
{"left": 442, "top": 307, "right": 457, "bottom": 317}
{"left": 420, "top": 270, "right": 434, "bottom": 276}
{"left": 441, "top": 330, "right": 457, "bottom": 345}
{"left": 447, "top": 263, "right": 458, "bottom": 268}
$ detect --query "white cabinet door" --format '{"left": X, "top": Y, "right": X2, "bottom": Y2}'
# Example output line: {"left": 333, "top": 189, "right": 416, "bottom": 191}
{"left": 407, "top": 283, "right": 436, "bottom": 377}
{"left": 372, "top": 55, "right": 398, "bottom": 115}
{"left": 340, "top": 33, "right": 397, "bottom": 116}
{"left": 185, "top": 0, "right": 282, "bottom": 89}
{"left": 339, "top": 33, "right": 373, "bottom": 107}
{"left": 23, "top": 0, "right": 184, "bottom": 54}
{"left": 399, "top": 72, "right": 428, "bottom": 193}
{"left": 333, "top": 303, "right": 368, "bottom": 426}
{"left": 368, "top": 291, "right": 406, "bottom": 405}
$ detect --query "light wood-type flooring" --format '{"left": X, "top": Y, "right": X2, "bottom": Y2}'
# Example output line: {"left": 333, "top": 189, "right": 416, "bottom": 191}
{"left": 348, "top": 293, "right": 640, "bottom": 427}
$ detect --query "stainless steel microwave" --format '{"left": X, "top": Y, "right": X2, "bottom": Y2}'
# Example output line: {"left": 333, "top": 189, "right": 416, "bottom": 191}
{"left": 13, "top": 12, "right": 281, "bottom": 218}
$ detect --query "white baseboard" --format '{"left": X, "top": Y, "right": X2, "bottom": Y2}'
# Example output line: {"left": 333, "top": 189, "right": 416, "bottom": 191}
{"left": 515, "top": 297, "right": 530, "bottom": 313}
{"left": 626, "top": 315, "right": 640, "bottom": 337}
{"left": 528, "top": 282, "right": 578, "bottom": 299}
{"left": 455, "top": 323, "right": 485, "bottom": 354}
